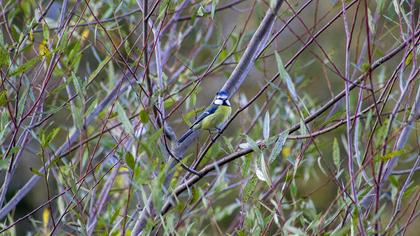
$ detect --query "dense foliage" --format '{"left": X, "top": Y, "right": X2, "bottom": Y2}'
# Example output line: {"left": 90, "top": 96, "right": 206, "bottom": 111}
{"left": 0, "top": 0, "right": 418, "bottom": 235}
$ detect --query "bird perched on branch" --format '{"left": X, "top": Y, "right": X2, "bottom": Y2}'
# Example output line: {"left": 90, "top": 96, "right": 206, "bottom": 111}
{"left": 178, "top": 91, "right": 232, "bottom": 143}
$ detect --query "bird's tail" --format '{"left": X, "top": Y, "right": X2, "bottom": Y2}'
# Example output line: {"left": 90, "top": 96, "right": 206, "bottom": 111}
{"left": 178, "top": 129, "right": 193, "bottom": 143}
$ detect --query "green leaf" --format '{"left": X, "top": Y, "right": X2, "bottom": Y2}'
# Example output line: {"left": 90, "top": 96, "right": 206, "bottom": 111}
{"left": 242, "top": 153, "right": 252, "bottom": 176}
{"left": 197, "top": 5, "right": 205, "bottom": 17}
{"left": 67, "top": 41, "right": 82, "bottom": 70}
{"left": 0, "top": 159, "right": 9, "bottom": 171}
{"left": 0, "top": 90, "right": 7, "bottom": 107}
{"left": 39, "top": 128, "right": 60, "bottom": 147}
{"left": 116, "top": 102, "right": 134, "bottom": 135}
{"left": 364, "top": 110, "right": 373, "bottom": 130}
{"left": 9, "top": 56, "right": 41, "bottom": 76}
{"left": 269, "top": 132, "right": 288, "bottom": 163}
{"left": 367, "top": 8, "right": 375, "bottom": 33}
{"left": 290, "top": 180, "right": 297, "bottom": 198}
{"left": 263, "top": 112, "right": 270, "bottom": 140}
{"left": 376, "top": 0, "right": 386, "bottom": 12}
{"left": 300, "top": 119, "right": 307, "bottom": 136}
{"left": 245, "top": 135, "right": 261, "bottom": 154}
{"left": 405, "top": 51, "right": 413, "bottom": 66}
{"left": 243, "top": 175, "right": 258, "bottom": 202}
{"left": 17, "top": 85, "right": 29, "bottom": 118}
{"left": 211, "top": 0, "right": 219, "bottom": 19}
{"left": 403, "top": 184, "right": 417, "bottom": 199}
{"left": 88, "top": 56, "right": 111, "bottom": 84}
{"left": 377, "top": 149, "right": 407, "bottom": 162}
{"left": 219, "top": 49, "right": 228, "bottom": 62}
{"left": 42, "top": 23, "right": 49, "bottom": 41}
{"left": 333, "top": 138, "right": 340, "bottom": 170}
{"left": 30, "top": 167, "right": 45, "bottom": 177}
{"left": 0, "top": 45, "right": 10, "bottom": 66}
{"left": 139, "top": 109, "right": 149, "bottom": 124}
{"left": 392, "top": 0, "right": 400, "bottom": 14}
{"left": 20, "top": 1, "right": 31, "bottom": 17}
{"left": 46, "top": 128, "right": 60, "bottom": 146}
{"left": 125, "top": 152, "right": 136, "bottom": 170}
{"left": 260, "top": 154, "right": 271, "bottom": 185}
{"left": 9, "top": 147, "right": 20, "bottom": 156}
{"left": 275, "top": 52, "right": 298, "bottom": 100}
{"left": 361, "top": 63, "right": 370, "bottom": 72}
{"left": 255, "top": 167, "right": 266, "bottom": 182}
{"left": 163, "top": 97, "right": 176, "bottom": 109}
{"left": 149, "top": 128, "right": 163, "bottom": 144}
{"left": 157, "top": 0, "right": 170, "bottom": 21}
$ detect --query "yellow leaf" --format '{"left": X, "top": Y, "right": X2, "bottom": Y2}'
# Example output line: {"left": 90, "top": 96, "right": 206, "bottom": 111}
{"left": 29, "top": 30, "right": 34, "bottom": 42}
{"left": 282, "top": 147, "right": 291, "bottom": 157}
{"left": 38, "top": 40, "right": 50, "bottom": 57}
{"left": 405, "top": 51, "right": 413, "bottom": 66}
{"left": 115, "top": 166, "right": 129, "bottom": 188}
{"left": 42, "top": 208, "right": 50, "bottom": 228}
{"left": 81, "top": 29, "right": 90, "bottom": 42}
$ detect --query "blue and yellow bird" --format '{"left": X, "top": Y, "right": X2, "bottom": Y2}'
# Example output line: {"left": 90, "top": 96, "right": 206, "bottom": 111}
{"left": 178, "top": 91, "right": 232, "bottom": 143}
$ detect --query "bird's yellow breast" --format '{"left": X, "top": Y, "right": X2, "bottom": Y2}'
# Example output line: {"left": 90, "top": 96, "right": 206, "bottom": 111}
{"left": 200, "top": 105, "right": 231, "bottom": 130}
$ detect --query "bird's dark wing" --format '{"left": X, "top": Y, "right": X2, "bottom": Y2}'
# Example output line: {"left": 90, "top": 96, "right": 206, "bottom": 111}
{"left": 189, "top": 104, "right": 218, "bottom": 128}
{"left": 178, "top": 104, "right": 218, "bottom": 143}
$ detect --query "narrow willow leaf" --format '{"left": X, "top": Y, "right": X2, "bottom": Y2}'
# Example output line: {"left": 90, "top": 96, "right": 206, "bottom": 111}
{"left": 317, "top": 156, "right": 328, "bottom": 176}
{"left": 125, "top": 152, "right": 136, "bottom": 170}
{"left": 45, "top": 128, "right": 60, "bottom": 146}
{"left": 17, "top": 85, "right": 29, "bottom": 118}
{"left": 88, "top": 56, "right": 111, "bottom": 84}
{"left": 110, "top": 207, "right": 121, "bottom": 224}
{"left": 275, "top": 52, "right": 298, "bottom": 100}
{"left": 269, "top": 132, "right": 288, "bottom": 163}
{"left": 149, "top": 128, "right": 163, "bottom": 144}
{"left": 243, "top": 175, "right": 258, "bottom": 202}
{"left": 42, "top": 22, "right": 49, "bottom": 41}
{"left": 255, "top": 168, "right": 266, "bottom": 182}
{"left": 260, "top": 154, "right": 271, "bottom": 185}
{"left": 367, "top": 8, "right": 375, "bottom": 33}
{"left": 333, "top": 138, "right": 340, "bottom": 170}
{"left": 405, "top": 51, "right": 413, "bottom": 66}
{"left": 0, "top": 112, "right": 10, "bottom": 141}
{"left": 30, "top": 167, "right": 45, "bottom": 177}
{"left": 197, "top": 5, "right": 205, "bottom": 17}
{"left": 157, "top": 0, "right": 170, "bottom": 21}
{"left": 9, "top": 56, "right": 41, "bottom": 76}
{"left": 377, "top": 149, "right": 406, "bottom": 162}
{"left": 242, "top": 153, "right": 252, "bottom": 175}
{"left": 0, "top": 45, "right": 9, "bottom": 66}
{"left": 300, "top": 119, "right": 307, "bottom": 136}
{"left": 211, "top": 0, "right": 219, "bottom": 19}
{"left": 0, "top": 159, "right": 9, "bottom": 170}
{"left": 392, "top": 0, "right": 400, "bottom": 14}
{"left": 116, "top": 103, "right": 134, "bottom": 135}
{"left": 139, "top": 109, "right": 149, "bottom": 124}
{"left": 245, "top": 135, "right": 261, "bottom": 154}
{"left": 238, "top": 142, "right": 251, "bottom": 149}
{"left": 0, "top": 90, "right": 7, "bottom": 107}
{"left": 263, "top": 112, "right": 270, "bottom": 140}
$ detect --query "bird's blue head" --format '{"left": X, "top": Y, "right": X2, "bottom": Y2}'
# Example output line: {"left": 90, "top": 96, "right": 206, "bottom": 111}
{"left": 214, "top": 91, "right": 230, "bottom": 106}
{"left": 216, "top": 91, "right": 229, "bottom": 100}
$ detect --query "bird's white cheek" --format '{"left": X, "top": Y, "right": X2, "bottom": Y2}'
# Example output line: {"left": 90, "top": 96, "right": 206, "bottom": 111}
{"left": 214, "top": 99, "right": 223, "bottom": 105}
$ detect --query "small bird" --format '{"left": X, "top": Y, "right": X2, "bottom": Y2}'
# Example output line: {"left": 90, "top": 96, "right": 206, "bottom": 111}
{"left": 178, "top": 91, "right": 232, "bottom": 143}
